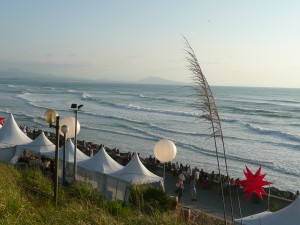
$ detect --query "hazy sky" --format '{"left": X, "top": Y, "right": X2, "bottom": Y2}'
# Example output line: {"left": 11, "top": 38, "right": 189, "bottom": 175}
{"left": 1, "top": 1, "right": 300, "bottom": 87}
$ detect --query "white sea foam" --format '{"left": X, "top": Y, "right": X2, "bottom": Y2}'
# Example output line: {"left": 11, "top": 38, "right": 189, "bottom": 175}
{"left": 246, "top": 123, "right": 300, "bottom": 142}
{"left": 2, "top": 80, "right": 300, "bottom": 192}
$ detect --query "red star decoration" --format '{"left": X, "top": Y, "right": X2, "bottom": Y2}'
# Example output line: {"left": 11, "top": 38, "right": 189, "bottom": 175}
{"left": 0, "top": 118, "right": 4, "bottom": 126}
{"left": 236, "top": 165, "right": 272, "bottom": 201}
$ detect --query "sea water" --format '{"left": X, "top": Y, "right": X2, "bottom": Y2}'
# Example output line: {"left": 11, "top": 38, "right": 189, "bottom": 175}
{"left": 0, "top": 78, "right": 299, "bottom": 193}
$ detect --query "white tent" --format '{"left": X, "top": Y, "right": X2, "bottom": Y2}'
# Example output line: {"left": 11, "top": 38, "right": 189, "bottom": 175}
{"left": 78, "top": 146, "right": 123, "bottom": 173}
{"left": 43, "top": 138, "right": 89, "bottom": 162}
{"left": 235, "top": 211, "right": 273, "bottom": 225}
{"left": 13, "top": 131, "right": 56, "bottom": 164}
{"left": 106, "top": 153, "right": 163, "bottom": 201}
{"left": 43, "top": 139, "right": 89, "bottom": 182}
{"left": 0, "top": 113, "right": 32, "bottom": 163}
{"left": 235, "top": 197, "right": 300, "bottom": 225}
{"left": 77, "top": 146, "right": 123, "bottom": 193}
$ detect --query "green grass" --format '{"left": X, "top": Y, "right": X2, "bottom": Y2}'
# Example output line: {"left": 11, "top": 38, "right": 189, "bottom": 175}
{"left": 0, "top": 164, "right": 183, "bottom": 225}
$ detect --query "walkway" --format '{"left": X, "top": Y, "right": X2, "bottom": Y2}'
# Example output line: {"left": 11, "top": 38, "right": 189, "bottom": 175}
{"left": 160, "top": 170, "right": 290, "bottom": 221}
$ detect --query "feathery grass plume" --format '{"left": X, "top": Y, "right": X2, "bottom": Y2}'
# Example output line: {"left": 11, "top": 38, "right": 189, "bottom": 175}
{"left": 183, "top": 37, "right": 235, "bottom": 224}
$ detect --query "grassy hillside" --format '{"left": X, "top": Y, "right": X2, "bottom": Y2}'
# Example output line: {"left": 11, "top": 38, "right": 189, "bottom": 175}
{"left": 0, "top": 164, "right": 227, "bottom": 225}
{"left": 0, "top": 164, "right": 184, "bottom": 225}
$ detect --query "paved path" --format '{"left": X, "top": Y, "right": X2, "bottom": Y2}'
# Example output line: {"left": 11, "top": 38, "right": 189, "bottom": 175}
{"left": 161, "top": 171, "right": 274, "bottom": 221}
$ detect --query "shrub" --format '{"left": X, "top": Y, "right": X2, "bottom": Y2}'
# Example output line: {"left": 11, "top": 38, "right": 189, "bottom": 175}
{"left": 66, "top": 182, "right": 105, "bottom": 206}
{"left": 104, "top": 200, "right": 132, "bottom": 217}
{"left": 129, "top": 184, "right": 173, "bottom": 212}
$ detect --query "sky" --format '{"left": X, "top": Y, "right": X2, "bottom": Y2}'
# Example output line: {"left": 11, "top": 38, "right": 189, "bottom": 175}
{"left": 1, "top": 1, "right": 300, "bottom": 87}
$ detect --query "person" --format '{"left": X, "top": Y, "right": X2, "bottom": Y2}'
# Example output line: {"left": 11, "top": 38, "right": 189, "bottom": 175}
{"left": 194, "top": 169, "right": 200, "bottom": 182}
{"left": 43, "top": 159, "right": 51, "bottom": 173}
{"left": 189, "top": 176, "right": 197, "bottom": 201}
{"left": 187, "top": 165, "right": 192, "bottom": 178}
{"left": 295, "top": 190, "right": 299, "bottom": 199}
{"left": 175, "top": 162, "right": 179, "bottom": 171}
{"left": 115, "top": 149, "right": 120, "bottom": 156}
{"left": 176, "top": 178, "right": 184, "bottom": 201}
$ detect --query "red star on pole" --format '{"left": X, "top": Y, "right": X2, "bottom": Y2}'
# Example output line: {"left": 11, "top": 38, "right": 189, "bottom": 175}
{"left": 0, "top": 118, "right": 4, "bottom": 126}
{"left": 236, "top": 165, "right": 272, "bottom": 201}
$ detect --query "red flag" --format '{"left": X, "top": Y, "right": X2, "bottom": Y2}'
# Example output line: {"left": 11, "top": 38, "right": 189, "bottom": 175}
{"left": 0, "top": 118, "right": 4, "bottom": 126}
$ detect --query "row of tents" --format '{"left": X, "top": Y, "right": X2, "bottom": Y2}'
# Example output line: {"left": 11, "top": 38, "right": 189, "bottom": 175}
{"left": 0, "top": 113, "right": 163, "bottom": 201}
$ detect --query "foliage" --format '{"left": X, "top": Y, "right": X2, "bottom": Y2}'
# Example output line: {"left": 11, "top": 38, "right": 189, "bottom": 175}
{"left": 184, "top": 37, "right": 234, "bottom": 224}
{"left": 66, "top": 182, "right": 104, "bottom": 206}
{"left": 129, "top": 184, "right": 173, "bottom": 212}
{"left": 270, "top": 202, "right": 284, "bottom": 212}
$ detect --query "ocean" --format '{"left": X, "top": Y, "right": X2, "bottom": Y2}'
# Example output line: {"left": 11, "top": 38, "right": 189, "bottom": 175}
{"left": 0, "top": 78, "right": 299, "bottom": 193}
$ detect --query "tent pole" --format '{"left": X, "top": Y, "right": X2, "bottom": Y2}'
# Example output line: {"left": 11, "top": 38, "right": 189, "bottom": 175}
{"left": 163, "top": 162, "right": 165, "bottom": 187}
{"left": 115, "top": 180, "right": 119, "bottom": 200}
{"left": 268, "top": 183, "right": 271, "bottom": 211}
{"left": 236, "top": 185, "right": 243, "bottom": 225}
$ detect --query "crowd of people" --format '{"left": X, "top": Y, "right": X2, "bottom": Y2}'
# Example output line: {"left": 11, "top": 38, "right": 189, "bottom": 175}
{"left": 170, "top": 161, "right": 241, "bottom": 202}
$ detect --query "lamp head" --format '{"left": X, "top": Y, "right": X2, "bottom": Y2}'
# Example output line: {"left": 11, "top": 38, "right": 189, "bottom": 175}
{"left": 61, "top": 125, "right": 69, "bottom": 135}
{"left": 71, "top": 104, "right": 84, "bottom": 110}
{"left": 44, "top": 109, "right": 58, "bottom": 125}
{"left": 71, "top": 104, "right": 77, "bottom": 109}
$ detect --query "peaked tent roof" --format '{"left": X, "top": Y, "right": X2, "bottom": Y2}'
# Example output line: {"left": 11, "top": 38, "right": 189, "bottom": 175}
{"left": 16, "top": 131, "right": 55, "bottom": 154}
{"left": 108, "top": 152, "right": 163, "bottom": 184}
{"left": 235, "top": 211, "right": 272, "bottom": 225}
{"left": 236, "top": 196, "right": 300, "bottom": 225}
{"left": 0, "top": 113, "right": 32, "bottom": 147}
{"left": 43, "top": 139, "right": 89, "bottom": 162}
{"left": 78, "top": 146, "right": 123, "bottom": 174}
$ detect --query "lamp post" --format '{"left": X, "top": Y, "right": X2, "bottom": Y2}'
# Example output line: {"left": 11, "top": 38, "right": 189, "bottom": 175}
{"left": 44, "top": 109, "right": 60, "bottom": 206}
{"left": 61, "top": 125, "right": 69, "bottom": 185}
{"left": 71, "top": 103, "right": 83, "bottom": 182}
{"left": 154, "top": 140, "right": 177, "bottom": 188}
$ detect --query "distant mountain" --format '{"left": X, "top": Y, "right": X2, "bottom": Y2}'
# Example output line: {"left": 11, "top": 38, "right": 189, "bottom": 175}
{"left": 0, "top": 69, "right": 186, "bottom": 85}
{"left": 137, "top": 76, "right": 185, "bottom": 85}
{"left": 0, "top": 68, "right": 66, "bottom": 81}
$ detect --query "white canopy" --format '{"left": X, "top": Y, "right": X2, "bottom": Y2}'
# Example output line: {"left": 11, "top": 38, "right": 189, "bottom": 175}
{"left": 108, "top": 152, "right": 163, "bottom": 184}
{"left": 235, "top": 211, "right": 273, "bottom": 225}
{"left": 0, "top": 113, "right": 32, "bottom": 163}
{"left": 78, "top": 146, "right": 123, "bottom": 174}
{"left": 16, "top": 131, "right": 55, "bottom": 155}
{"left": 236, "top": 197, "right": 300, "bottom": 225}
{"left": 43, "top": 139, "right": 89, "bottom": 162}
{"left": 0, "top": 113, "right": 31, "bottom": 147}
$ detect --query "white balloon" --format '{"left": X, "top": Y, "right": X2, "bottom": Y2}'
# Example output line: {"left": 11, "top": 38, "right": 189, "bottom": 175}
{"left": 154, "top": 139, "right": 177, "bottom": 163}
{"left": 59, "top": 117, "right": 80, "bottom": 138}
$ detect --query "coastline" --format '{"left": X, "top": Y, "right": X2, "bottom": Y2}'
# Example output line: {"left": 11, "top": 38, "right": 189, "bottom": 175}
{"left": 26, "top": 128, "right": 297, "bottom": 202}
{"left": 17, "top": 126, "right": 298, "bottom": 221}
{"left": 3, "top": 82, "right": 300, "bottom": 193}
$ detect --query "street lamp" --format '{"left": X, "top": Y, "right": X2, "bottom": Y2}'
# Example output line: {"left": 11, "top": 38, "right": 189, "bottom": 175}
{"left": 44, "top": 109, "right": 60, "bottom": 205}
{"left": 71, "top": 103, "right": 83, "bottom": 181}
{"left": 61, "top": 125, "right": 69, "bottom": 185}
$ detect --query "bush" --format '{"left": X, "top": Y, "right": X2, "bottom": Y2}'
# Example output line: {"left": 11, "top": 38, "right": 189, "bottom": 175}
{"left": 67, "top": 182, "right": 105, "bottom": 206}
{"left": 129, "top": 184, "right": 173, "bottom": 212}
{"left": 104, "top": 200, "right": 132, "bottom": 217}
